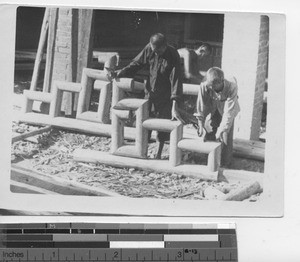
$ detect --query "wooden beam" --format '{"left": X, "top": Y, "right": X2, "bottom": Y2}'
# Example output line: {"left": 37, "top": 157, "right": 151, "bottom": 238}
{"left": 18, "top": 112, "right": 265, "bottom": 161}
{"left": 23, "top": 90, "right": 53, "bottom": 103}
{"left": 233, "top": 138, "right": 265, "bottom": 161}
{"left": 12, "top": 126, "right": 52, "bottom": 143}
{"left": 30, "top": 8, "right": 50, "bottom": 91}
{"left": 114, "top": 98, "right": 148, "bottom": 111}
{"left": 43, "top": 8, "right": 58, "bottom": 93}
{"left": 73, "top": 149, "right": 219, "bottom": 181}
{"left": 11, "top": 165, "right": 121, "bottom": 197}
{"left": 177, "top": 138, "right": 221, "bottom": 154}
{"left": 76, "top": 9, "right": 94, "bottom": 82}
{"left": 143, "top": 119, "right": 183, "bottom": 132}
{"left": 10, "top": 180, "right": 60, "bottom": 195}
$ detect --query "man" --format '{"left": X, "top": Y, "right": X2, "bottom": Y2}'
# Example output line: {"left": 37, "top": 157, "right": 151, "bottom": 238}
{"left": 177, "top": 43, "right": 212, "bottom": 84}
{"left": 114, "top": 33, "right": 185, "bottom": 159}
{"left": 194, "top": 67, "right": 240, "bottom": 165}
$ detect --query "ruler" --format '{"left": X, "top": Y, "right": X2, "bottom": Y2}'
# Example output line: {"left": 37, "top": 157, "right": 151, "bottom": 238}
{"left": 0, "top": 223, "right": 237, "bottom": 261}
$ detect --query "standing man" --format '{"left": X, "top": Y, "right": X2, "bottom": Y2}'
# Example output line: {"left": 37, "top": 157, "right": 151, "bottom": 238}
{"left": 114, "top": 33, "right": 185, "bottom": 159}
{"left": 177, "top": 43, "right": 212, "bottom": 84}
{"left": 194, "top": 67, "right": 240, "bottom": 165}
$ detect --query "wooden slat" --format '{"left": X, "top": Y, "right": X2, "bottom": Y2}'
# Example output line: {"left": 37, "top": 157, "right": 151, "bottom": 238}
{"left": 11, "top": 165, "right": 121, "bottom": 197}
{"left": 12, "top": 126, "right": 52, "bottom": 143}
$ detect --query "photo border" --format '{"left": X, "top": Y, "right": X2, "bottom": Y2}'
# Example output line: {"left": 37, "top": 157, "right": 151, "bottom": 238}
{"left": 0, "top": 2, "right": 285, "bottom": 217}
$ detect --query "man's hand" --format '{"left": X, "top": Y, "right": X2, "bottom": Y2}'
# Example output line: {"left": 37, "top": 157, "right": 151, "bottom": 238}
{"left": 106, "top": 68, "right": 122, "bottom": 81}
{"left": 216, "top": 130, "right": 228, "bottom": 144}
{"left": 171, "top": 100, "right": 186, "bottom": 124}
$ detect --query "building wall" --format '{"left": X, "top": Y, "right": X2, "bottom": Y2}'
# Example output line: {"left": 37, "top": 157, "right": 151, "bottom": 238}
{"left": 52, "top": 8, "right": 74, "bottom": 83}
{"left": 251, "top": 16, "right": 269, "bottom": 140}
{"left": 222, "top": 13, "right": 268, "bottom": 140}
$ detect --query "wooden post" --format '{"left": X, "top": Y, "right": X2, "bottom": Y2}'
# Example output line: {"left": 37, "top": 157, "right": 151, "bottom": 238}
{"left": 170, "top": 124, "right": 183, "bottom": 167}
{"left": 112, "top": 79, "right": 133, "bottom": 106}
{"left": 221, "top": 124, "right": 234, "bottom": 167}
{"left": 97, "top": 82, "right": 112, "bottom": 124}
{"left": 111, "top": 109, "right": 124, "bottom": 153}
{"left": 49, "top": 82, "right": 62, "bottom": 118}
{"left": 76, "top": 69, "right": 91, "bottom": 117}
{"left": 43, "top": 8, "right": 58, "bottom": 93}
{"left": 30, "top": 8, "right": 50, "bottom": 91}
{"left": 74, "top": 9, "right": 94, "bottom": 111}
{"left": 135, "top": 101, "right": 149, "bottom": 158}
{"left": 23, "top": 97, "right": 34, "bottom": 114}
{"left": 207, "top": 144, "right": 222, "bottom": 172}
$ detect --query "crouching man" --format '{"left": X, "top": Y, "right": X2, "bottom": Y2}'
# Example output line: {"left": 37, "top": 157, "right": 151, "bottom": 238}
{"left": 194, "top": 67, "right": 240, "bottom": 166}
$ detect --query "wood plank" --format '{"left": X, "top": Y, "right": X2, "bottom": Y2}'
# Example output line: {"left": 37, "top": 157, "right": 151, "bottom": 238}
{"left": 77, "top": 9, "right": 94, "bottom": 82}
{"left": 30, "top": 8, "right": 50, "bottom": 91}
{"left": 73, "top": 149, "right": 219, "bottom": 181}
{"left": 12, "top": 126, "right": 52, "bottom": 143}
{"left": 11, "top": 165, "right": 121, "bottom": 197}
{"left": 10, "top": 180, "right": 60, "bottom": 195}
{"left": 43, "top": 8, "right": 58, "bottom": 93}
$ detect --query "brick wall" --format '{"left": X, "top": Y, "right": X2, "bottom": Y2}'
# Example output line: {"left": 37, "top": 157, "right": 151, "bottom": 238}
{"left": 250, "top": 16, "right": 269, "bottom": 140}
{"left": 52, "top": 8, "right": 73, "bottom": 83}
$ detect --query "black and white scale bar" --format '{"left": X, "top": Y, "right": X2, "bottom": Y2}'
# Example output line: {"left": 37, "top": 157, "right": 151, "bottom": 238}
{"left": 0, "top": 248, "right": 238, "bottom": 261}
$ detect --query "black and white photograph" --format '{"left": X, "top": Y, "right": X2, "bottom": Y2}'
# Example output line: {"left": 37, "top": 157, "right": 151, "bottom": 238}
{"left": 0, "top": 4, "right": 285, "bottom": 216}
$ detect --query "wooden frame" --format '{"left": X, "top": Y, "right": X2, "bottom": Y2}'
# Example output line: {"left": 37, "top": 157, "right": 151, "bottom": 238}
{"left": 111, "top": 98, "right": 149, "bottom": 158}
{"left": 76, "top": 68, "right": 112, "bottom": 124}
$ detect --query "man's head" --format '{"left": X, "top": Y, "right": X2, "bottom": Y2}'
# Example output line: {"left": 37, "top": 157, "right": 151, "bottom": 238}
{"left": 206, "top": 67, "right": 224, "bottom": 93}
{"left": 150, "top": 33, "right": 167, "bottom": 56}
{"left": 195, "top": 43, "right": 212, "bottom": 58}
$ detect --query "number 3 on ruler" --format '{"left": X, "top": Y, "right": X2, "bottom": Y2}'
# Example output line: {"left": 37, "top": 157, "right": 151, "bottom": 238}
{"left": 177, "top": 251, "right": 182, "bottom": 258}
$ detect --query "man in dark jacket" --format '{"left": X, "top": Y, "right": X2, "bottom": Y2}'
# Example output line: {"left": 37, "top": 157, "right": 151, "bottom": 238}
{"left": 115, "top": 33, "right": 184, "bottom": 159}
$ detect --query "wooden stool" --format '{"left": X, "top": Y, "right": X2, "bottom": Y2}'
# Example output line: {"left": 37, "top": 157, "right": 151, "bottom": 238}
{"left": 143, "top": 119, "right": 183, "bottom": 166}
{"left": 177, "top": 138, "right": 222, "bottom": 172}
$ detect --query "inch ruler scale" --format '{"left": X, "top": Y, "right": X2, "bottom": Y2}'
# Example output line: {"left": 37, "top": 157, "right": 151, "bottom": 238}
{"left": 0, "top": 223, "right": 238, "bottom": 261}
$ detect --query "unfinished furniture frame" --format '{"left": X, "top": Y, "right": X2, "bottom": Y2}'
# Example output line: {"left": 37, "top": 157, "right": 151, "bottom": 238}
{"left": 76, "top": 68, "right": 112, "bottom": 123}
{"left": 143, "top": 119, "right": 183, "bottom": 166}
{"left": 111, "top": 98, "right": 149, "bottom": 158}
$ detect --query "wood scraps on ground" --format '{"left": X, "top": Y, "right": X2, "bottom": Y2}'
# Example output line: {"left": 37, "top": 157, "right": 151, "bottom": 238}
{"left": 11, "top": 122, "right": 263, "bottom": 201}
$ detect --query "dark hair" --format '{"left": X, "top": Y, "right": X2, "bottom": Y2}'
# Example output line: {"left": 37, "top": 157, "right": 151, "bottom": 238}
{"left": 150, "top": 33, "right": 167, "bottom": 49}
{"left": 196, "top": 43, "right": 212, "bottom": 54}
